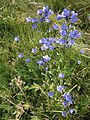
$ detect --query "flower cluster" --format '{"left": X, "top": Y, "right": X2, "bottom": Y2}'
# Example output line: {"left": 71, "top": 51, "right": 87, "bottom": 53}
{"left": 39, "top": 37, "right": 54, "bottom": 51}
{"left": 14, "top": 6, "right": 84, "bottom": 118}
{"left": 26, "top": 6, "right": 53, "bottom": 30}
{"left": 62, "top": 93, "right": 73, "bottom": 117}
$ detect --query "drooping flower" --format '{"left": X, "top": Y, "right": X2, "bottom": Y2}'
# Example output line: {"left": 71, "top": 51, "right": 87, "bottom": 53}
{"left": 32, "top": 24, "right": 37, "bottom": 30}
{"left": 43, "top": 6, "right": 48, "bottom": 13}
{"left": 68, "top": 99, "right": 73, "bottom": 105}
{"left": 38, "top": 60, "right": 43, "bottom": 66}
{"left": 18, "top": 53, "right": 23, "bottom": 59}
{"left": 48, "top": 91, "right": 53, "bottom": 97}
{"left": 41, "top": 45, "right": 47, "bottom": 51}
{"left": 32, "top": 17, "right": 38, "bottom": 23}
{"left": 45, "top": 16, "right": 50, "bottom": 23}
{"left": 53, "top": 24, "right": 58, "bottom": 30}
{"left": 48, "top": 9, "right": 53, "bottom": 16}
{"left": 62, "top": 85, "right": 65, "bottom": 90}
{"left": 62, "top": 8, "right": 70, "bottom": 17}
{"left": 42, "top": 83, "right": 45, "bottom": 87}
{"left": 25, "top": 58, "right": 30, "bottom": 63}
{"left": 70, "top": 11, "right": 78, "bottom": 23}
{"left": 57, "top": 85, "right": 63, "bottom": 92}
{"left": 61, "top": 23, "right": 67, "bottom": 31}
{"left": 62, "top": 111, "right": 66, "bottom": 117}
{"left": 59, "top": 73, "right": 65, "bottom": 79}
{"left": 57, "top": 85, "right": 65, "bottom": 92}
{"left": 49, "top": 37, "right": 54, "bottom": 44}
{"left": 69, "top": 30, "right": 81, "bottom": 39}
{"left": 68, "top": 109, "right": 73, "bottom": 114}
{"left": 78, "top": 60, "right": 81, "bottom": 65}
{"left": 63, "top": 93, "right": 72, "bottom": 102}
{"left": 57, "top": 14, "right": 63, "bottom": 21}
{"left": 32, "top": 48, "right": 36, "bottom": 53}
{"left": 39, "top": 17, "right": 44, "bottom": 22}
{"left": 69, "top": 39, "right": 75, "bottom": 45}
{"left": 80, "top": 49, "right": 84, "bottom": 54}
{"left": 56, "top": 38, "right": 60, "bottom": 44}
{"left": 44, "top": 67, "right": 48, "bottom": 71}
{"left": 37, "top": 9, "right": 42, "bottom": 16}
{"left": 63, "top": 100, "right": 68, "bottom": 107}
{"left": 50, "top": 46, "right": 54, "bottom": 50}
{"left": 60, "top": 30, "right": 67, "bottom": 36}
{"left": 59, "top": 38, "right": 66, "bottom": 45}
{"left": 66, "top": 43, "right": 69, "bottom": 48}
{"left": 43, "top": 55, "right": 51, "bottom": 62}
{"left": 26, "top": 17, "right": 32, "bottom": 22}
{"left": 60, "top": 23, "right": 67, "bottom": 36}
{"left": 15, "top": 36, "right": 19, "bottom": 42}
{"left": 39, "top": 38, "right": 48, "bottom": 44}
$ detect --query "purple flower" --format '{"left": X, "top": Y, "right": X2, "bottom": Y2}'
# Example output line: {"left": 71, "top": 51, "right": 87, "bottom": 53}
{"left": 49, "top": 37, "right": 54, "bottom": 44}
{"left": 45, "top": 17, "right": 50, "bottom": 23}
{"left": 69, "top": 39, "right": 75, "bottom": 45}
{"left": 42, "top": 83, "right": 45, "bottom": 87}
{"left": 32, "top": 48, "right": 36, "bottom": 53}
{"left": 32, "top": 17, "right": 38, "bottom": 23}
{"left": 60, "top": 23, "right": 67, "bottom": 36}
{"left": 37, "top": 9, "right": 42, "bottom": 16}
{"left": 63, "top": 100, "right": 68, "bottom": 107}
{"left": 68, "top": 109, "right": 73, "bottom": 114}
{"left": 69, "top": 30, "right": 81, "bottom": 39}
{"left": 59, "top": 73, "right": 65, "bottom": 79}
{"left": 61, "top": 23, "right": 67, "bottom": 31}
{"left": 59, "top": 38, "right": 66, "bottom": 45}
{"left": 50, "top": 46, "right": 54, "bottom": 50}
{"left": 38, "top": 60, "right": 43, "bottom": 66}
{"left": 62, "top": 9, "right": 70, "bottom": 17}
{"left": 43, "top": 55, "right": 51, "bottom": 62}
{"left": 56, "top": 38, "right": 60, "bottom": 44}
{"left": 80, "top": 49, "right": 84, "bottom": 54}
{"left": 60, "top": 29, "right": 67, "bottom": 36}
{"left": 48, "top": 9, "right": 53, "bottom": 16}
{"left": 68, "top": 99, "right": 73, "bottom": 105}
{"left": 57, "top": 14, "right": 63, "bottom": 21}
{"left": 41, "top": 45, "right": 47, "bottom": 51}
{"left": 62, "top": 111, "right": 66, "bottom": 117}
{"left": 48, "top": 27, "right": 51, "bottom": 32}
{"left": 43, "top": 6, "right": 48, "bottom": 13}
{"left": 39, "top": 17, "right": 44, "bottom": 22}
{"left": 78, "top": 60, "right": 81, "bottom": 65}
{"left": 45, "top": 42, "right": 51, "bottom": 48}
{"left": 18, "top": 53, "right": 23, "bottom": 59}
{"left": 15, "top": 36, "right": 19, "bottom": 42}
{"left": 71, "top": 11, "right": 78, "bottom": 23}
{"left": 62, "top": 85, "right": 65, "bottom": 90}
{"left": 57, "top": 85, "right": 65, "bottom": 92}
{"left": 39, "top": 38, "right": 48, "bottom": 44}
{"left": 48, "top": 91, "right": 53, "bottom": 97}
{"left": 32, "top": 24, "right": 37, "bottom": 30}
{"left": 25, "top": 58, "right": 30, "bottom": 63}
{"left": 57, "top": 85, "right": 63, "bottom": 92}
{"left": 66, "top": 43, "right": 69, "bottom": 48}
{"left": 44, "top": 67, "right": 48, "bottom": 71}
{"left": 63, "top": 93, "right": 72, "bottom": 102}
{"left": 26, "top": 17, "right": 32, "bottom": 22}
{"left": 53, "top": 24, "right": 58, "bottom": 30}
{"left": 71, "top": 11, "right": 77, "bottom": 19}
{"left": 72, "top": 17, "right": 78, "bottom": 24}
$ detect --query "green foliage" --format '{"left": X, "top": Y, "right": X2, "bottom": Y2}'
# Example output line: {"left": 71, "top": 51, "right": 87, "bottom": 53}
{"left": 0, "top": 0, "right": 90, "bottom": 120}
